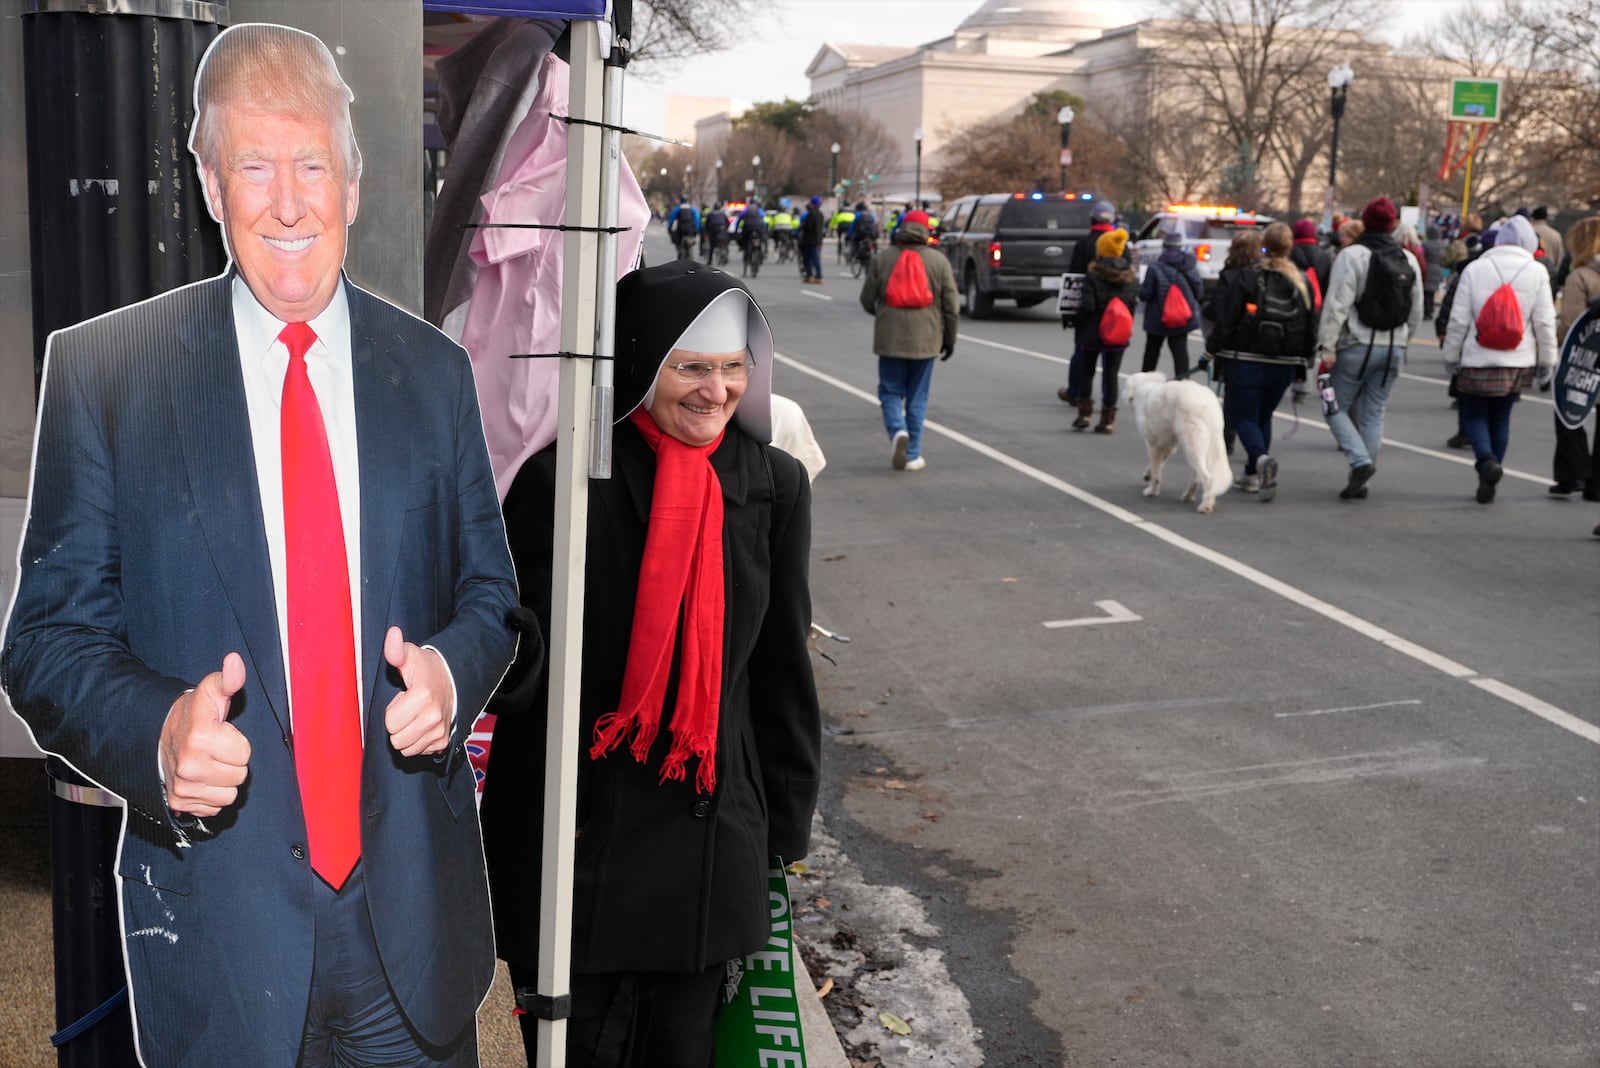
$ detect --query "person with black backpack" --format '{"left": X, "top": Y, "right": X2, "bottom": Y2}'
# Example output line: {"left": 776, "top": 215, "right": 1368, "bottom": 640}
{"left": 1316, "top": 197, "right": 1425, "bottom": 500}
{"left": 1205, "top": 223, "right": 1316, "bottom": 501}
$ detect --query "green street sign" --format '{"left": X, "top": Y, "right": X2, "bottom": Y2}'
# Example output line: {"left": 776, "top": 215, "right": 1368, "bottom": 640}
{"left": 841, "top": 178, "right": 852, "bottom": 186}
{"left": 868, "top": 173, "right": 878, "bottom": 180}
{"left": 1449, "top": 78, "right": 1501, "bottom": 123}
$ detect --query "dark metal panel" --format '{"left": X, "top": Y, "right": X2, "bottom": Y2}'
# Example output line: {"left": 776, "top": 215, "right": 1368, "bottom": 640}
{"left": 22, "top": 10, "right": 226, "bottom": 390}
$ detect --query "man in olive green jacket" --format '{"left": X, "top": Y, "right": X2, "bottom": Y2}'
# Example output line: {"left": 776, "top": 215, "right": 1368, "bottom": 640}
{"left": 860, "top": 212, "right": 959, "bottom": 471}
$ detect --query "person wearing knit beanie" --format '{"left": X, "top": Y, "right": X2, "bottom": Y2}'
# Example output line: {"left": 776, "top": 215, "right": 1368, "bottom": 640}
{"left": 1361, "top": 196, "right": 1398, "bottom": 235}
{"left": 1317, "top": 195, "right": 1424, "bottom": 501}
{"left": 1096, "top": 228, "right": 1129, "bottom": 259}
{"left": 1291, "top": 218, "right": 1318, "bottom": 243}
{"left": 1162, "top": 229, "right": 1184, "bottom": 249}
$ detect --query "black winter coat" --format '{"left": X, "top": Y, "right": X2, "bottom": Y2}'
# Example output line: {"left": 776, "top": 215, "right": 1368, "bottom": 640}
{"left": 1138, "top": 249, "right": 1203, "bottom": 335}
{"left": 1207, "top": 262, "right": 1316, "bottom": 363}
{"left": 481, "top": 422, "right": 821, "bottom": 975}
{"left": 1074, "top": 255, "right": 1140, "bottom": 353}
{"left": 1290, "top": 241, "right": 1333, "bottom": 310}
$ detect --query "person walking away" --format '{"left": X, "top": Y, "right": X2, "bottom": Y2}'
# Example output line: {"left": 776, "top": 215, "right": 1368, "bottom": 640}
{"left": 1443, "top": 212, "right": 1483, "bottom": 272}
{"left": 1335, "top": 217, "right": 1364, "bottom": 253}
{"left": 484, "top": 260, "right": 821, "bottom": 1066}
{"left": 703, "top": 200, "right": 730, "bottom": 264}
{"left": 799, "top": 194, "right": 827, "bottom": 284}
{"left": 1532, "top": 207, "right": 1565, "bottom": 291}
{"left": 860, "top": 210, "right": 958, "bottom": 470}
{"left": 1547, "top": 215, "right": 1600, "bottom": 499}
{"left": 1206, "top": 233, "right": 1265, "bottom": 452}
{"left": 1204, "top": 222, "right": 1315, "bottom": 501}
{"left": 1138, "top": 229, "right": 1203, "bottom": 379}
{"left": 1398, "top": 223, "right": 1427, "bottom": 283}
{"left": 1290, "top": 218, "right": 1334, "bottom": 322}
{"left": 1440, "top": 214, "right": 1559, "bottom": 503}
{"left": 1068, "top": 228, "right": 1139, "bottom": 432}
{"left": 1422, "top": 224, "right": 1448, "bottom": 319}
{"left": 1316, "top": 196, "right": 1424, "bottom": 500}
{"left": 1057, "top": 200, "right": 1118, "bottom": 403}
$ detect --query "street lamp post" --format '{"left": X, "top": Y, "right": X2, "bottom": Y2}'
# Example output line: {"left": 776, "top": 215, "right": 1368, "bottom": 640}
{"left": 715, "top": 157, "right": 723, "bottom": 202}
{"left": 752, "top": 154, "right": 762, "bottom": 201}
{"left": 685, "top": 162, "right": 693, "bottom": 200}
{"left": 1057, "top": 105, "right": 1075, "bottom": 192}
{"left": 830, "top": 141, "right": 841, "bottom": 198}
{"left": 1322, "top": 63, "right": 1354, "bottom": 233}
{"left": 913, "top": 127, "right": 923, "bottom": 205}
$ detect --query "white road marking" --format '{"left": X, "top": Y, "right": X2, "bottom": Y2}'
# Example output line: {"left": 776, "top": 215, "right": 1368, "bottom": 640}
{"left": 776, "top": 352, "right": 1595, "bottom": 747}
{"left": 1042, "top": 599, "right": 1143, "bottom": 629}
{"left": 1276, "top": 699, "right": 1423, "bottom": 719}
{"left": 800, "top": 289, "right": 833, "bottom": 302}
{"left": 961, "top": 334, "right": 1072, "bottom": 366}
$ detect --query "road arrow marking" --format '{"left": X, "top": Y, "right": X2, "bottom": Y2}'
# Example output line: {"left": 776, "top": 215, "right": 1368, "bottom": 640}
{"left": 1042, "top": 600, "right": 1142, "bottom": 629}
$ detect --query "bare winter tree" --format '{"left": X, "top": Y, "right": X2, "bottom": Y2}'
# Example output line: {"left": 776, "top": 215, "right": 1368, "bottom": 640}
{"left": 1160, "top": 0, "right": 1385, "bottom": 209}
{"left": 624, "top": 0, "right": 761, "bottom": 69}
{"left": 1098, "top": 61, "right": 1227, "bottom": 209}
{"left": 932, "top": 92, "right": 1122, "bottom": 201}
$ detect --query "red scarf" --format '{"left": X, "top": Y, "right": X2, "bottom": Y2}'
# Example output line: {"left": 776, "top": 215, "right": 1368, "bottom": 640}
{"left": 589, "top": 409, "right": 727, "bottom": 793}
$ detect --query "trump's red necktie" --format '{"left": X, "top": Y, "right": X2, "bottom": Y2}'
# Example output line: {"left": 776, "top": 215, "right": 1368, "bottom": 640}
{"left": 280, "top": 321, "right": 361, "bottom": 890}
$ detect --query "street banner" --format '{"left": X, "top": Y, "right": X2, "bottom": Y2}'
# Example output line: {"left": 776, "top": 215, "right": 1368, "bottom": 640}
{"left": 1554, "top": 305, "right": 1600, "bottom": 432}
{"left": 1056, "top": 273, "right": 1085, "bottom": 322}
{"left": 716, "top": 859, "right": 808, "bottom": 1067}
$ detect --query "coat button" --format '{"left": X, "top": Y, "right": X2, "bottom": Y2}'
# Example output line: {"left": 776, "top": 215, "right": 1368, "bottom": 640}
{"left": 690, "top": 799, "right": 711, "bottom": 818}
{"left": 291, "top": 844, "right": 306, "bottom": 861}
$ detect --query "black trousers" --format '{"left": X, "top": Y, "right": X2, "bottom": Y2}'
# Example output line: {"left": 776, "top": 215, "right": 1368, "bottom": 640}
{"left": 510, "top": 963, "right": 724, "bottom": 1068}
{"left": 1552, "top": 410, "right": 1600, "bottom": 487}
{"left": 1141, "top": 331, "right": 1192, "bottom": 378}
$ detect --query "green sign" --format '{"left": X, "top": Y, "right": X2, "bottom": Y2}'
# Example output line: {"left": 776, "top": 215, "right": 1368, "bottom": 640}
{"left": 1449, "top": 78, "right": 1501, "bottom": 123}
{"left": 715, "top": 859, "right": 808, "bottom": 1067}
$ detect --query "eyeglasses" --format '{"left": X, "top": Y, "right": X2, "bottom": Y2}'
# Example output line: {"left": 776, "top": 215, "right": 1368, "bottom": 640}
{"left": 666, "top": 358, "right": 753, "bottom": 383}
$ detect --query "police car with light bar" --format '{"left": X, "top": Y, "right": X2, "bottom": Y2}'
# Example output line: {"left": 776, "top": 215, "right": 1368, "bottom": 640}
{"left": 1133, "top": 204, "right": 1275, "bottom": 297}
{"left": 936, "top": 191, "right": 1101, "bottom": 319}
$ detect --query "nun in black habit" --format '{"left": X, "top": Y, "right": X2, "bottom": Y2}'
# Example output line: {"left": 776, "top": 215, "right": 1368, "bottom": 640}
{"left": 480, "top": 258, "right": 822, "bottom": 1067}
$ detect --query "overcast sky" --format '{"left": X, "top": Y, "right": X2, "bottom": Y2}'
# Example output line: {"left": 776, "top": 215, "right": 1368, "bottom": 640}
{"left": 619, "top": 0, "right": 1474, "bottom": 135}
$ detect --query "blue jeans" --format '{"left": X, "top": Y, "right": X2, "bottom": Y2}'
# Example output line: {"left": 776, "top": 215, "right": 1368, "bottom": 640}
{"left": 1068, "top": 346, "right": 1126, "bottom": 406}
{"left": 1458, "top": 392, "right": 1518, "bottom": 468}
{"left": 879, "top": 356, "right": 936, "bottom": 460}
{"left": 801, "top": 243, "right": 823, "bottom": 279}
{"left": 1224, "top": 360, "right": 1295, "bottom": 472}
{"left": 1326, "top": 342, "right": 1404, "bottom": 468}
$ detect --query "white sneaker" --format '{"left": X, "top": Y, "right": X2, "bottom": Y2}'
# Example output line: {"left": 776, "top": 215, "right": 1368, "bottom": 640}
{"left": 1234, "top": 472, "right": 1260, "bottom": 493}
{"left": 891, "top": 430, "right": 910, "bottom": 470}
{"left": 904, "top": 456, "right": 926, "bottom": 471}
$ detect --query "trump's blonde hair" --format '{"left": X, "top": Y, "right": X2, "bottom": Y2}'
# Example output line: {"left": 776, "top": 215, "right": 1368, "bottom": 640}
{"left": 189, "top": 23, "right": 361, "bottom": 178}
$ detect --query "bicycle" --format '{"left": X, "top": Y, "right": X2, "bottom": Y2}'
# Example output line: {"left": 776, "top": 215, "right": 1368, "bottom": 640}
{"left": 742, "top": 232, "right": 766, "bottom": 278}
{"left": 773, "top": 230, "right": 796, "bottom": 265}
{"left": 847, "top": 236, "right": 877, "bottom": 279}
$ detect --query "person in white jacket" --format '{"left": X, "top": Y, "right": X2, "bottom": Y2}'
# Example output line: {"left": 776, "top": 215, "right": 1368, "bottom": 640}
{"left": 1316, "top": 197, "right": 1426, "bottom": 501}
{"left": 1440, "top": 214, "right": 1559, "bottom": 503}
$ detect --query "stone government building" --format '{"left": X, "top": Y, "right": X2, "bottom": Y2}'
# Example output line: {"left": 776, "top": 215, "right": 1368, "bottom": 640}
{"left": 688, "top": 0, "right": 1494, "bottom": 213}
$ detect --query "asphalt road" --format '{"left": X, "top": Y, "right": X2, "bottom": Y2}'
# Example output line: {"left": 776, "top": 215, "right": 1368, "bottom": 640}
{"left": 654, "top": 227, "right": 1600, "bottom": 1067}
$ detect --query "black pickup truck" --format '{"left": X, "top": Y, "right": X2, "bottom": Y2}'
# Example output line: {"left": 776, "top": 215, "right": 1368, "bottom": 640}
{"left": 935, "top": 192, "right": 1099, "bottom": 319}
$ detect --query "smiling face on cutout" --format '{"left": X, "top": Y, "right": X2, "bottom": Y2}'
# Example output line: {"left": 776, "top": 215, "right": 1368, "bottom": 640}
{"left": 203, "top": 105, "right": 358, "bottom": 323}
{"left": 648, "top": 348, "right": 749, "bottom": 447}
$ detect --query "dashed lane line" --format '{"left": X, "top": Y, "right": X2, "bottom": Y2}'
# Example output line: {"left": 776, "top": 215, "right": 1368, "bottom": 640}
{"left": 1400, "top": 370, "right": 1555, "bottom": 407}
{"left": 777, "top": 351, "right": 1598, "bottom": 747}
{"left": 799, "top": 289, "right": 833, "bottom": 301}
{"left": 960, "top": 333, "right": 1550, "bottom": 484}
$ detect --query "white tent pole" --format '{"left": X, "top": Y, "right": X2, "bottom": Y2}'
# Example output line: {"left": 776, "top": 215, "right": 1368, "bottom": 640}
{"left": 537, "top": 16, "right": 606, "bottom": 1067}
{"left": 588, "top": 28, "right": 625, "bottom": 478}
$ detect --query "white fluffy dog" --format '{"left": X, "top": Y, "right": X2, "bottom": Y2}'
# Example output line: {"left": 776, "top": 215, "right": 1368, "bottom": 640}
{"left": 1120, "top": 371, "right": 1233, "bottom": 514}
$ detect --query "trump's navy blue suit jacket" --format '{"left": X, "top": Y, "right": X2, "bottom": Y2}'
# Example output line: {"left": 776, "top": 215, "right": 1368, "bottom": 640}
{"left": 2, "top": 274, "right": 520, "bottom": 1066}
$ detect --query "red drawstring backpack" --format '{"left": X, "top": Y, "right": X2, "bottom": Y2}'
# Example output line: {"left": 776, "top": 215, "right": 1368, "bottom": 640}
{"left": 1160, "top": 282, "right": 1193, "bottom": 329}
{"left": 1474, "top": 260, "right": 1532, "bottom": 351}
{"left": 885, "top": 249, "right": 934, "bottom": 308}
{"left": 1099, "top": 297, "right": 1134, "bottom": 347}
{"left": 1305, "top": 265, "right": 1323, "bottom": 312}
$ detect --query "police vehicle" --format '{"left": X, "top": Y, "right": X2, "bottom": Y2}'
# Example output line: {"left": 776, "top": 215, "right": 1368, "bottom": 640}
{"left": 937, "top": 191, "right": 1100, "bottom": 318}
{"left": 1132, "top": 204, "right": 1275, "bottom": 296}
